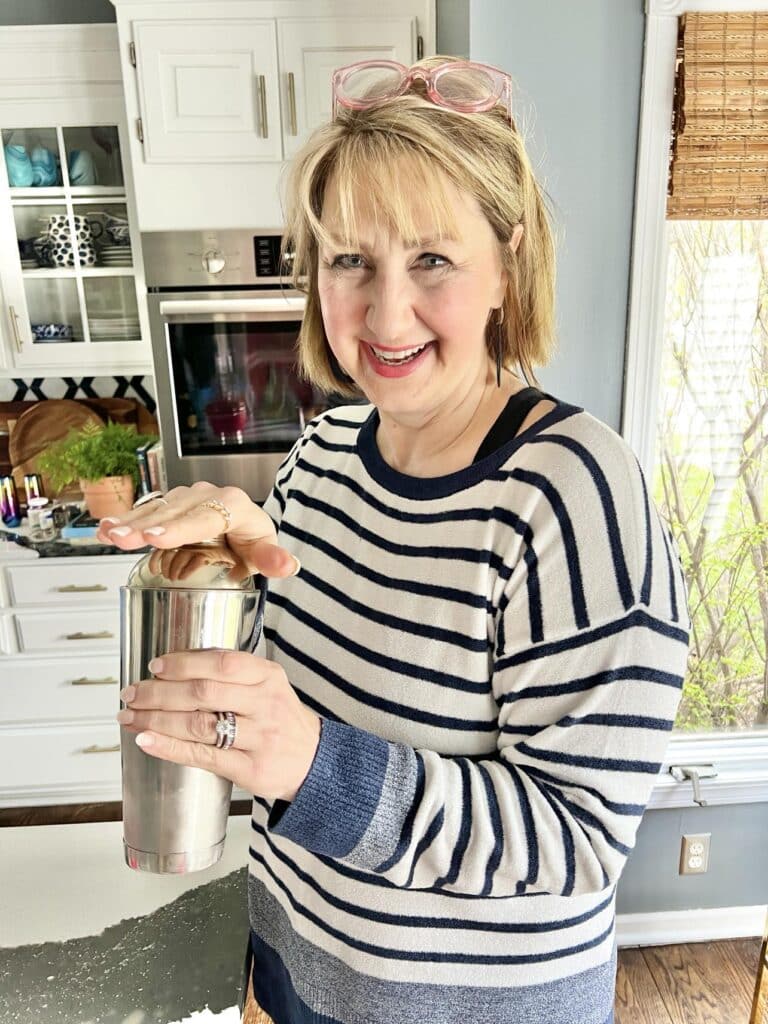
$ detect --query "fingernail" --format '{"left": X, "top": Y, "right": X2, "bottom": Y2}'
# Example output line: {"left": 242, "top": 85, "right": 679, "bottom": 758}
{"left": 100, "top": 516, "right": 121, "bottom": 526}
{"left": 148, "top": 657, "right": 164, "bottom": 674}
{"left": 119, "top": 685, "right": 136, "bottom": 703}
{"left": 143, "top": 526, "right": 166, "bottom": 536}
{"left": 117, "top": 708, "right": 134, "bottom": 725}
{"left": 109, "top": 526, "right": 131, "bottom": 537}
{"left": 135, "top": 732, "right": 154, "bottom": 748}
{"left": 289, "top": 556, "right": 301, "bottom": 576}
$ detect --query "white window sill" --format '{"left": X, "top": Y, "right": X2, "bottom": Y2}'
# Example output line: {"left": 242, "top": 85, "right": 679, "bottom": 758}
{"left": 649, "top": 731, "right": 768, "bottom": 808}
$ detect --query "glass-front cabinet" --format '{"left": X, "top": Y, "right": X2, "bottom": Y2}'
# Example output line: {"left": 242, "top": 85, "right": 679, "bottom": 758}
{"left": 0, "top": 98, "right": 150, "bottom": 370}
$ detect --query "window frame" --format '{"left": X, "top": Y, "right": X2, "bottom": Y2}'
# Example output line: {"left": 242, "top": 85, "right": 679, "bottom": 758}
{"left": 625, "top": 0, "right": 768, "bottom": 807}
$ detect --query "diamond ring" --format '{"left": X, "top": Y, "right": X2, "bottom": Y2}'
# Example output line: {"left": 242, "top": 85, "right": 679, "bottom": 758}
{"left": 133, "top": 490, "right": 169, "bottom": 509}
{"left": 214, "top": 711, "right": 237, "bottom": 750}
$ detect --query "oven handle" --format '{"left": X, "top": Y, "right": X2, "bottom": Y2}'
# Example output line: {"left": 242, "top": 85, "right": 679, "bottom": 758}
{"left": 159, "top": 298, "right": 306, "bottom": 316}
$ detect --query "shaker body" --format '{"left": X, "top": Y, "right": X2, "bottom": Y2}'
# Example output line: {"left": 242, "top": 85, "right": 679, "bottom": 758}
{"left": 120, "top": 570, "right": 262, "bottom": 874}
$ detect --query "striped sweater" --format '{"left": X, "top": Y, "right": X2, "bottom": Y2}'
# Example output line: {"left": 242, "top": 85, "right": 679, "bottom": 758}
{"left": 247, "top": 394, "right": 691, "bottom": 1024}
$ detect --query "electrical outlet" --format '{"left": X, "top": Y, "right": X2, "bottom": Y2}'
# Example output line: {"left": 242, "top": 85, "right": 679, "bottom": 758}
{"left": 679, "top": 833, "right": 711, "bottom": 875}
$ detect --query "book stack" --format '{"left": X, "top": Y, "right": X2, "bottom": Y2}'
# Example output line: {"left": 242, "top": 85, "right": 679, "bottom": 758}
{"left": 135, "top": 441, "right": 167, "bottom": 497}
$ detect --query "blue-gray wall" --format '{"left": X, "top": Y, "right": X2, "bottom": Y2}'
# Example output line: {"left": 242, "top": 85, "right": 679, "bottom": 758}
{"left": 470, "top": 0, "right": 640, "bottom": 431}
{"left": 0, "top": 0, "right": 114, "bottom": 24}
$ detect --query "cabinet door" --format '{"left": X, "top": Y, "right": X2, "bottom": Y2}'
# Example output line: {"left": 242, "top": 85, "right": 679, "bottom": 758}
{"left": 277, "top": 17, "right": 416, "bottom": 160}
{"left": 134, "top": 20, "right": 282, "bottom": 163}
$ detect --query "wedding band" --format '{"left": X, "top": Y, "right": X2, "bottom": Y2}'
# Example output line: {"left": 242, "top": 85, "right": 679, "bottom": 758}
{"left": 199, "top": 498, "right": 232, "bottom": 531}
{"left": 133, "top": 490, "right": 168, "bottom": 509}
{"left": 214, "top": 711, "right": 237, "bottom": 750}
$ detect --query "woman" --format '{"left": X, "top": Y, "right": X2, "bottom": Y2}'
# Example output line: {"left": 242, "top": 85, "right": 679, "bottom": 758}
{"left": 99, "top": 57, "right": 691, "bottom": 1024}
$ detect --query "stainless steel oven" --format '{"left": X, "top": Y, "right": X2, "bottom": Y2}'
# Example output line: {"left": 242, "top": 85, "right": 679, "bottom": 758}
{"left": 144, "top": 228, "right": 337, "bottom": 502}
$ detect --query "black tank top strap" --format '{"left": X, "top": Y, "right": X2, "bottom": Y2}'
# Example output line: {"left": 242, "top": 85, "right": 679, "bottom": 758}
{"left": 472, "top": 387, "right": 547, "bottom": 464}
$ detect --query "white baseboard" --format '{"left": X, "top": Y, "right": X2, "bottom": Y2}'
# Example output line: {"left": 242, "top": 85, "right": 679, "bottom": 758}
{"left": 617, "top": 904, "right": 766, "bottom": 947}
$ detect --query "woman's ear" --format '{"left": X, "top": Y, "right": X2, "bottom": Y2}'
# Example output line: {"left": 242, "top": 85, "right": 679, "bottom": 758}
{"left": 509, "top": 223, "right": 524, "bottom": 254}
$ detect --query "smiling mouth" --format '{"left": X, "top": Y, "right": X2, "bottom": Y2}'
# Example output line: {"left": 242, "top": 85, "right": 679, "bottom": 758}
{"left": 367, "top": 342, "right": 434, "bottom": 366}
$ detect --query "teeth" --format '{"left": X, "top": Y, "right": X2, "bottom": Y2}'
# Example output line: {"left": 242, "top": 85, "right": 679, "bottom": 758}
{"left": 371, "top": 343, "right": 428, "bottom": 364}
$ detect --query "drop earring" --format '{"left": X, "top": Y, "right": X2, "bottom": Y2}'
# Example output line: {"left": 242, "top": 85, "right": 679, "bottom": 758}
{"left": 495, "top": 306, "right": 505, "bottom": 387}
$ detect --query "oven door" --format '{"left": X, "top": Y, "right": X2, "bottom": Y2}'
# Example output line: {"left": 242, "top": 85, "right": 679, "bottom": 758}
{"left": 147, "top": 289, "right": 322, "bottom": 501}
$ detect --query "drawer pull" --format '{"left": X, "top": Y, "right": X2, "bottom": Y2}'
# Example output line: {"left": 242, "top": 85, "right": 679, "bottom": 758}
{"left": 71, "top": 676, "right": 118, "bottom": 686}
{"left": 80, "top": 743, "right": 120, "bottom": 754}
{"left": 56, "top": 584, "right": 108, "bottom": 593}
{"left": 65, "top": 630, "right": 115, "bottom": 641}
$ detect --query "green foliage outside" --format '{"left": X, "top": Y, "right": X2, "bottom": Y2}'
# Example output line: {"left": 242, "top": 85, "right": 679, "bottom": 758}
{"left": 38, "top": 420, "right": 158, "bottom": 490}
{"left": 654, "top": 219, "right": 768, "bottom": 733}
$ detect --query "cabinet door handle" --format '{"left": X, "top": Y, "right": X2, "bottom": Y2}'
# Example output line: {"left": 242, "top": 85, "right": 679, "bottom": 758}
{"left": 71, "top": 676, "right": 118, "bottom": 686}
{"left": 80, "top": 744, "right": 120, "bottom": 754}
{"left": 288, "top": 72, "right": 297, "bottom": 135}
{"left": 258, "top": 74, "right": 268, "bottom": 138}
{"left": 65, "top": 630, "right": 115, "bottom": 641}
{"left": 56, "top": 583, "right": 108, "bottom": 593}
{"left": 9, "top": 305, "right": 23, "bottom": 352}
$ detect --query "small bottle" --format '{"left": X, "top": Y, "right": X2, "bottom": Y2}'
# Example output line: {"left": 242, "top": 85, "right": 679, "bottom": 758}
{"left": 120, "top": 536, "right": 266, "bottom": 874}
{"left": 0, "top": 476, "right": 22, "bottom": 528}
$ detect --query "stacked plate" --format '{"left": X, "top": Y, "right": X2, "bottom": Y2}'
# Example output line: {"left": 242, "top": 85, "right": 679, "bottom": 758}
{"left": 20, "top": 259, "right": 37, "bottom": 270}
{"left": 99, "top": 244, "right": 132, "bottom": 267}
{"left": 89, "top": 315, "right": 140, "bottom": 342}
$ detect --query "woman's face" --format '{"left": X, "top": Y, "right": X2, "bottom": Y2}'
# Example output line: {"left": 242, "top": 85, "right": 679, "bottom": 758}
{"left": 317, "top": 172, "right": 509, "bottom": 423}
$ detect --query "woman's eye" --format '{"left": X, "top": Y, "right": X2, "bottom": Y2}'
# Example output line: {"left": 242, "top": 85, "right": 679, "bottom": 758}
{"left": 330, "top": 254, "right": 366, "bottom": 270}
{"left": 417, "top": 252, "right": 450, "bottom": 270}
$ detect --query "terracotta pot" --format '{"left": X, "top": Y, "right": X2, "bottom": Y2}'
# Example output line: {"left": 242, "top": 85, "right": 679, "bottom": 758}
{"left": 80, "top": 475, "right": 136, "bottom": 520}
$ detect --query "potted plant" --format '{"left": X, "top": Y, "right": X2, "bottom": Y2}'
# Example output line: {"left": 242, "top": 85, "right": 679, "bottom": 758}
{"left": 38, "top": 420, "right": 159, "bottom": 520}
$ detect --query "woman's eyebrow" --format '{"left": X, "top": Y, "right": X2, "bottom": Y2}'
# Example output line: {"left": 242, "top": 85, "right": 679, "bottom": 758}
{"left": 323, "top": 233, "right": 458, "bottom": 249}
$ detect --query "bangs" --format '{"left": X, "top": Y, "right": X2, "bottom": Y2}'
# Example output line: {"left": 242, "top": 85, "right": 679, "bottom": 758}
{"left": 310, "top": 136, "right": 462, "bottom": 250}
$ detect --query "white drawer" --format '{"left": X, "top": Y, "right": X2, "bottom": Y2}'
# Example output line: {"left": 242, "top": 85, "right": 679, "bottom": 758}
{"left": 13, "top": 607, "right": 120, "bottom": 652}
{"left": 0, "top": 723, "right": 122, "bottom": 802}
{"left": 0, "top": 656, "right": 120, "bottom": 725}
{"left": 4, "top": 559, "right": 134, "bottom": 607}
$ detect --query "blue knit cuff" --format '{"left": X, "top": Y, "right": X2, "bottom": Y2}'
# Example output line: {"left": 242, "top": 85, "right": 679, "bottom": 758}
{"left": 268, "top": 717, "right": 390, "bottom": 858}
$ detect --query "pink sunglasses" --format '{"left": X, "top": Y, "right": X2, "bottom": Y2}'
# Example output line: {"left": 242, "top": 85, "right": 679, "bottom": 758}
{"left": 331, "top": 59, "right": 513, "bottom": 126}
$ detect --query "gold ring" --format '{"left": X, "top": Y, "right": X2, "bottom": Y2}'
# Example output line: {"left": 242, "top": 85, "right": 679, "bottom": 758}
{"left": 199, "top": 498, "right": 232, "bottom": 531}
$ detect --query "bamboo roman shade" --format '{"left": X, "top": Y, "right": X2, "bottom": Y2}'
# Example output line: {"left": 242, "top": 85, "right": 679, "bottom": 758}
{"left": 668, "top": 12, "right": 768, "bottom": 219}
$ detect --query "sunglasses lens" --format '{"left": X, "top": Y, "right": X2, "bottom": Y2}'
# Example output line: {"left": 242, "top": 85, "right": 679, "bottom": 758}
{"left": 435, "top": 66, "right": 499, "bottom": 105}
{"left": 339, "top": 65, "right": 404, "bottom": 103}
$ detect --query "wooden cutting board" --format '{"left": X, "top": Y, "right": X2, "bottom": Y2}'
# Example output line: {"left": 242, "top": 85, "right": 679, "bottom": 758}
{"left": 9, "top": 399, "right": 105, "bottom": 499}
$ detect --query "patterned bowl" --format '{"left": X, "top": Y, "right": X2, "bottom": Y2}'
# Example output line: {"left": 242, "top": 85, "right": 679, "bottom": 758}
{"left": 31, "top": 323, "right": 74, "bottom": 342}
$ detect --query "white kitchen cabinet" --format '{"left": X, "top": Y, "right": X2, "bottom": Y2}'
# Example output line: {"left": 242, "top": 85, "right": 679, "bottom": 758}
{"left": 134, "top": 19, "right": 283, "bottom": 163}
{"left": 0, "top": 26, "right": 153, "bottom": 375}
{"left": 111, "top": 0, "right": 435, "bottom": 230}
{"left": 0, "top": 552, "right": 138, "bottom": 807}
{"left": 277, "top": 17, "right": 417, "bottom": 160}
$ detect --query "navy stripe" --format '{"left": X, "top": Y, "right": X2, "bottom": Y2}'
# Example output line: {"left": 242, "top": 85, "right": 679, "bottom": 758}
{"left": 249, "top": 818, "right": 615, "bottom": 934}
{"left": 529, "top": 778, "right": 577, "bottom": 897}
{"left": 297, "top": 566, "right": 488, "bottom": 653}
{"left": 516, "top": 741, "right": 662, "bottom": 775}
{"left": 518, "top": 764, "right": 646, "bottom": 816}
{"left": 527, "top": 433, "right": 635, "bottom": 610}
{"left": 269, "top": 590, "right": 491, "bottom": 694}
{"left": 405, "top": 807, "right": 445, "bottom": 887}
{"left": 501, "top": 664, "right": 684, "bottom": 706}
{"left": 375, "top": 753, "right": 426, "bottom": 873}
{"left": 542, "top": 788, "right": 632, "bottom": 857}
{"left": 513, "top": 467, "right": 589, "bottom": 632}
{"left": 497, "top": 606, "right": 690, "bottom": 671}
{"left": 434, "top": 759, "right": 473, "bottom": 888}
{"left": 659, "top": 522, "right": 680, "bottom": 622}
{"left": 308, "top": 432, "right": 358, "bottom": 454}
{"left": 265, "top": 626, "right": 498, "bottom": 733}
{"left": 502, "top": 713, "right": 672, "bottom": 734}
{"left": 636, "top": 456, "right": 653, "bottom": 606}
{"left": 499, "top": 762, "right": 539, "bottom": 890}
{"left": 279, "top": 521, "right": 490, "bottom": 610}
{"left": 477, "top": 763, "right": 504, "bottom": 897}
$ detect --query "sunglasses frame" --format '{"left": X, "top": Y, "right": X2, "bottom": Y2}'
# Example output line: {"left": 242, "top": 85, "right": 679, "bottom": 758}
{"left": 331, "top": 59, "right": 513, "bottom": 126}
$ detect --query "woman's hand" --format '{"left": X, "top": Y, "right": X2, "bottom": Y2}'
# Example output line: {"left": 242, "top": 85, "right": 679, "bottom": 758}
{"left": 117, "top": 649, "right": 321, "bottom": 802}
{"left": 95, "top": 481, "right": 299, "bottom": 579}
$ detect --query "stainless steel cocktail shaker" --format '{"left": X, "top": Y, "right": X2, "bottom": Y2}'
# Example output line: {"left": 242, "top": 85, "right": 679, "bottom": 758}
{"left": 120, "top": 539, "right": 265, "bottom": 874}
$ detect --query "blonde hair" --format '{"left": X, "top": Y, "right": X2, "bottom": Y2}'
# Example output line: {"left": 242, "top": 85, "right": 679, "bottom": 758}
{"left": 281, "top": 56, "right": 558, "bottom": 397}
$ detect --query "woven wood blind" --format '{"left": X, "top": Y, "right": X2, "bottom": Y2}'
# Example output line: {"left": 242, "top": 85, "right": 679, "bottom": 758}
{"left": 667, "top": 12, "right": 768, "bottom": 219}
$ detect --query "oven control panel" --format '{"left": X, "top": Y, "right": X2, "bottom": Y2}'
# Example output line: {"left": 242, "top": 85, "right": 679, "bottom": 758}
{"left": 142, "top": 229, "right": 291, "bottom": 288}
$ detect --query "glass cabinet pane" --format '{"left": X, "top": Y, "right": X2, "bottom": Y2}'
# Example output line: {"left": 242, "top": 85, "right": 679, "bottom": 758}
{"left": 24, "top": 277, "right": 82, "bottom": 343}
{"left": 13, "top": 204, "right": 68, "bottom": 269}
{"left": 77, "top": 202, "right": 132, "bottom": 267}
{"left": 83, "top": 276, "right": 139, "bottom": 342}
{"left": 62, "top": 126, "right": 123, "bottom": 188}
{"left": 2, "top": 127, "right": 61, "bottom": 188}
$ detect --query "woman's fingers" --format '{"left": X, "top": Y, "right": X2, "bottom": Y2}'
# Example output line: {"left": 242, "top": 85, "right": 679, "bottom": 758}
{"left": 148, "top": 649, "right": 271, "bottom": 685}
{"left": 121, "top": 676, "right": 262, "bottom": 714}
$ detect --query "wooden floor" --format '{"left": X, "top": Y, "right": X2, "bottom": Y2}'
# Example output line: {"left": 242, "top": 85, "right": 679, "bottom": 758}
{"left": 615, "top": 937, "right": 761, "bottom": 1024}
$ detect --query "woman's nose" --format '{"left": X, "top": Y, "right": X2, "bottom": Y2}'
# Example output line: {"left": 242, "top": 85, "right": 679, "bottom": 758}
{"left": 365, "top": 271, "right": 418, "bottom": 345}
